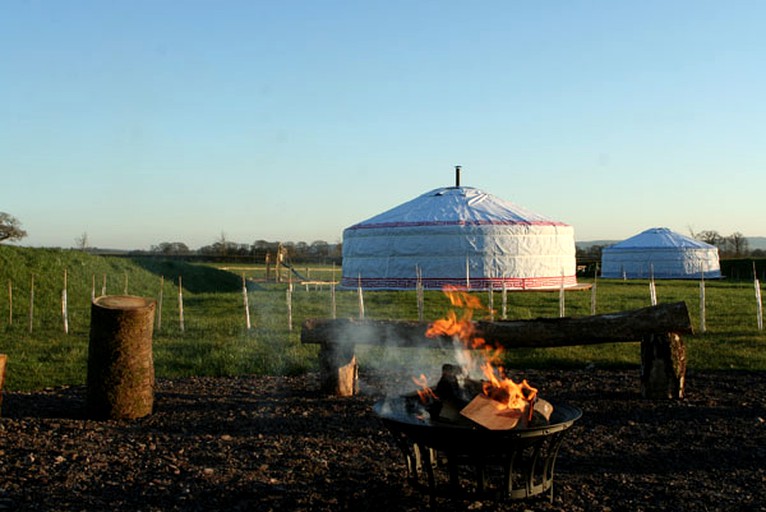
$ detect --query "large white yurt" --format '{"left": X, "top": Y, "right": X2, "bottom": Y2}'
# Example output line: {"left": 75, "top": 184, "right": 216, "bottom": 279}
{"left": 600, "top": 227, "right": 721, "bottom": 279}
{"left": 341, "top": 180, "right": 578, "bottom": 290}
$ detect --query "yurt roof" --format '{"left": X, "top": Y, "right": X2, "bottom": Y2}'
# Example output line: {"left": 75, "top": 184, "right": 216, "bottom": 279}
{"left": 346, "top": 186, "right": 570, "bottom": 230}
{"left": 604, "top": 227, "right": 715, "bottom": 252}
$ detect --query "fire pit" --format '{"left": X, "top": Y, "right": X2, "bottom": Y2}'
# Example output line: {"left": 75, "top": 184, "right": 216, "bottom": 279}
{"left": 370, "top": 286, "right": 583, "bottom": 503}
{"left": 373, "top": 395, "right": 581, "bottom": 503}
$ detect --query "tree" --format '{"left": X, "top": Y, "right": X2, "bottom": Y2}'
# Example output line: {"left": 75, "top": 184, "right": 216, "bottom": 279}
{"left": 150, "top": 242, "right": 190, "bottom": 255}
{"left": 726, "top": 232, "right": 749, "bottom": 257}
{"left": 75, "top": 232, "right": 89, "bottom": 251}
{"left": 309, "top": 240, "right": 330, "bottom": 258}
{"left": 0, "top": 212, "right": 28, "bottom": 243}
{"left": 693, "top": 230, "right": 722, "bottom": 247}
{"left": 691, "top": 228, "right": 752, "bottom": 257}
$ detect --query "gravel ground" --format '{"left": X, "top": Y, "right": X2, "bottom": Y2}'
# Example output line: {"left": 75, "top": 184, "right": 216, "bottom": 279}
{"left": 1, "top": 368, "right": 765, "bottom": 512}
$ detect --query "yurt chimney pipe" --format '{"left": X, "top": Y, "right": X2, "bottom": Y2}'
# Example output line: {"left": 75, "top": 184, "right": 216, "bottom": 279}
{"left": 455, "top": 165, "right": 461, "bottom": 187}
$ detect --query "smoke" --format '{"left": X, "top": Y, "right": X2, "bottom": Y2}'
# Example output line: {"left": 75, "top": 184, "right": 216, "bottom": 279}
{"left": 353, "top": 336, "right": 460, "bottom": 398}
{"left": 345, "top": 325, "right": 481, "bottom": 399}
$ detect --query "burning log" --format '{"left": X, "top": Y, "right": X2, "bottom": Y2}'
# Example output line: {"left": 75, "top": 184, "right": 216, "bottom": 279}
{"left": 434, "top": 364, "right": 478, "bottom": 408}
{"left": 425, "top": 364, "right": 482, "bottom": 423}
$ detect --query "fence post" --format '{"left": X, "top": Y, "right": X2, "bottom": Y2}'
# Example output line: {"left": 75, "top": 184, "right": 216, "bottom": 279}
{"left": 157, "top": 276, "right": 164, "bottom": 332}
{"left": 178, "top": 276, "right": 185, "bottom": 333}
{"left": 62, "top": 269, "right": 69, "bottom": 334}
{"left": 28, "top": 275, "right": 34, "bottom": 334}
{"left": 0, "top": 354, "right": 6, "bottom": 416}
{"left": 7, "top": 280, "right": 12, "bottom": 326}
{"left": 242, "top": 274, "right": 251, "bottom": 330}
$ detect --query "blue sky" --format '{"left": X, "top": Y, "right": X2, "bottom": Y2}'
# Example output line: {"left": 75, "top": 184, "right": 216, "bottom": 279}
{"left": 2, "top": 1, "right": 764, "bottom": 250}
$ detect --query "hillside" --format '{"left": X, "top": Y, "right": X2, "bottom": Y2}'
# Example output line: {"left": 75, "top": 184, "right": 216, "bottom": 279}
{"left": 0, "top": 245, "right": 241, "bottom": 301}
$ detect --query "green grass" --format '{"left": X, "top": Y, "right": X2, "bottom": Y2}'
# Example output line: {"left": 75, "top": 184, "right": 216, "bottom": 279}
{"left": 0, "top": 246, "right": 764, "bottom": 391}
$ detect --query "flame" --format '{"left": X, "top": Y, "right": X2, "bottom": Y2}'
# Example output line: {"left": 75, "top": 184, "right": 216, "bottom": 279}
{"left": 425, "top": 285, "right": 537, "bottom": 417}
{"left": 412, "top": 373, "right": 438, "bottom": 403}
{"left": 481, "top": 362, "right": 537, "bottom": 418}
{"left": 425, "top": 286, "right": 487, "bottom": 349}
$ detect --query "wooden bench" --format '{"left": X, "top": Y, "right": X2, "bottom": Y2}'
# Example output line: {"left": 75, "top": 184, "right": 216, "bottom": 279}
{"left": 301, "top": 302, "right": 692, "bottom": 399}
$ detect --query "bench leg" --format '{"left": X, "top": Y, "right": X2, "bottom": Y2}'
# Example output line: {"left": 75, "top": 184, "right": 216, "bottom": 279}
{"left": 319, "top": 343, "right": 358, "bottom": 396}
{"left": 640, "top": 332, "right": 686, "bottom": 399}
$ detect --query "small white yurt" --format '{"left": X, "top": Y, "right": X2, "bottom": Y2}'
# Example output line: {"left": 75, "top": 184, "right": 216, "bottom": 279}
{"left": 341, "top": 176, "right": 578, "bottom": 290}
{"left": 600, "top": 227, "right": 721, "bottom": 279}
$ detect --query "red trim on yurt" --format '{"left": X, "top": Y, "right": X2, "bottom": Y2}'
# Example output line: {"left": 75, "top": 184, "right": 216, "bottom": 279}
{"left": 340, "top": 275, "right": 578, "bottom": 290}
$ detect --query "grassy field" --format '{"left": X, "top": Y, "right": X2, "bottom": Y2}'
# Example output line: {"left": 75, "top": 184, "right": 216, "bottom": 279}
{"left": 0, "top": 246, "right": 764, "bottom": 391}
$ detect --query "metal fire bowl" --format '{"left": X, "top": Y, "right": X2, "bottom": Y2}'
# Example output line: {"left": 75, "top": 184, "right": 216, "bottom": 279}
{"left": 373, "top": 397, "right": 582, "bottom": 457}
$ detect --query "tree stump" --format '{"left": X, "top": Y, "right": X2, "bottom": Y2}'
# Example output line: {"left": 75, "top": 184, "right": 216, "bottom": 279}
{"left": 319, "top": 342, "right": 358, "bottom": 396}
{"left": 87, "top": 296, "right": 156, "bottom": 420}
{"left": 0, "top": 354, "right": 6, "bottom": 416}
{"left": 640, "top": 332, "right": 686, "bottom": 399}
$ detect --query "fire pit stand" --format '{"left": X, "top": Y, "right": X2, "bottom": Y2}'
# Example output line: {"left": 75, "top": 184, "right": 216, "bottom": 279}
{"left": 374, "top": 399, "right": 581, "bottom": 504}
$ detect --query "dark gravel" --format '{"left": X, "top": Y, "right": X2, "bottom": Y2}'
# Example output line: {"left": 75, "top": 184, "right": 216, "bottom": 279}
{"left": 1, "top": 368, "right": 764, "bottom": 512}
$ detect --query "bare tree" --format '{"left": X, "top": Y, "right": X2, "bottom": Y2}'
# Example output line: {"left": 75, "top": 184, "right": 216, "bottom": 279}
{"left": 75, "top": 232, "right": 89, "bottom": 251}
{"left": 691, "top": 228, "right": 751, "bottom": 257}
{"left": 217, "top": 231, "right": 229, "bottom": 257}
{"left": 0, "top": 212, "right": 28, "bottom": 243}
{"left": 727, "top": 232, "right": 749, "bottom": 257}
{"left": 693, "top": 230, "right": 722, "bottom": 247}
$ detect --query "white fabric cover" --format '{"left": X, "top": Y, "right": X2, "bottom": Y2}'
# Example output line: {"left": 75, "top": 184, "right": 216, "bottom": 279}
{"left": 341, "top": 186, "right": 578, "bottom": 290}
{"left": 600, "top": 227, "right": 721, "bottom": 279}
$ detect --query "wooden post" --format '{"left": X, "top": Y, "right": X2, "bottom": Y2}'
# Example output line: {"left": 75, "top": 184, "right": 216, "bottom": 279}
{"left": 559, "top": 273, "right": 565, "bottom": 318}
{"left": 699, "top": 274, "right": 706, "bottom": 334}
{"left": 8, "top": 280, "right": 12, "bottom": 326}
{"left": 276, "top": 243, "right": 284, "bottom": 283}
{"left": 591, "top": 265, "right": 598, "bottom": 315}
{"left": 178, "top": 276, "right": 185, "bottom": 333}
{"left": 242, "top": 274, "right": 251, "bottom": 330}
{"left": 501, "top": 282, "right": 507, "bottom": 320}
{"left": 87, "top": 295, "right": 156, "bottom": 419}
{"left": 62, "top": 269, "right": 69, "bottom": 334}
{"left": 640, "top": 332, "right": 686, "bottom": 399}
{"left": 28, "top": 275, "right": 34, "bottom": 334}
{"left": 416, "top": 265, "right": 424, "bottom": 322}
{"left": 319, "top": 342, "right": 358, "bottom": 397}
{"left": 157, "top": 276, "right": 164, "bottom": 332}
{"left": 357, "top": 275, "right": 364, "bottom": 319}
{"left": 755, "top": 269, "right": 763, "bottom": 331}
{"left": 0, "top": 354, "right": 6, "bottom": 416}
{"left": 331, "top": 282, "right": 337, "bottom": 320}
{"left": 286, "top": 282, "right": 293, "bottom": 332}
{"left": 465, "top": 256, "right": 470, "bottom": 289}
